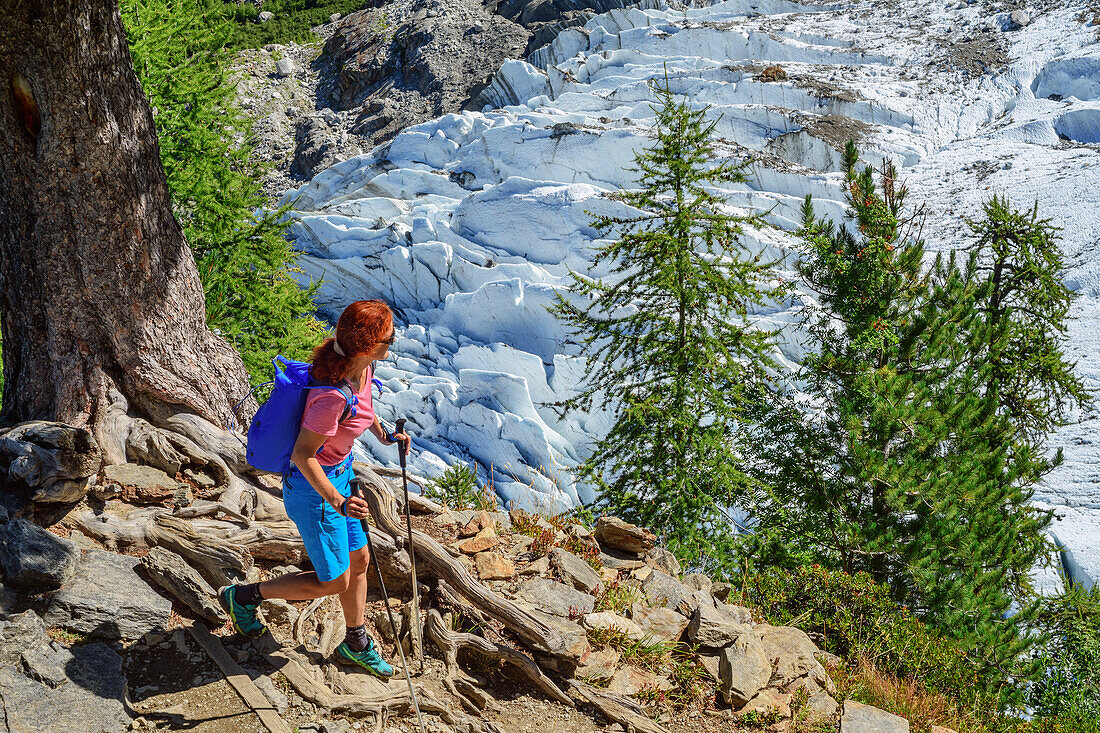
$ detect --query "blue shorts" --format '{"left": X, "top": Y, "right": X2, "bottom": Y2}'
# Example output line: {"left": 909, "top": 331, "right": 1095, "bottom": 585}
{"left": 283, "top": 458, "right": 367, "bottom": 583}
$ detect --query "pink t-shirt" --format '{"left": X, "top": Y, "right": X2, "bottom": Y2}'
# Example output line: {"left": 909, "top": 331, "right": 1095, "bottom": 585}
{"left": 300, "top": 367, "right": 376, "bottom": 466}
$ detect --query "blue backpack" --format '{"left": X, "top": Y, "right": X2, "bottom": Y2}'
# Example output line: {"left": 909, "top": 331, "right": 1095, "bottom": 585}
{"left": 240, "top": 356, "right": 365, "bottom": 473}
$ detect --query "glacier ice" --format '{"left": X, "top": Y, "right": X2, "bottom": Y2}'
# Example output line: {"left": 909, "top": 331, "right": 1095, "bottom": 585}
{"left": 283, "top": 0, "right": 1100, "bottom": 591}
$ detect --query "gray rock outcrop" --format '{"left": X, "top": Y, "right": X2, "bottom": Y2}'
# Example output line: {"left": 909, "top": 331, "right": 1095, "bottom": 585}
{"left": 718, "top": 633, "right": 771, "bottom": 707}
{"left": 139, "top": 546, "right": 226, "bottom": 624}
{"left": 515, "top": 576, "right": 595, "bottom": 617}
{"left": 687, "top": 597, "right": 750, "bottom": 648}
{"left": 840, "top": 700, "right": 910, "bottom": 733}
{"left": 0, "top": 610, "right": 131, "bottom": 732}
{"left": 640, "top": 569, "right": 693, "bottom": 614}
{"left": 550, "top": 546, "right": 603, "bottom": 594}
{"left": 323, "top": 0, "right": 529, "bottom": 146}
{"left": 46, "top": 549, "right": 173, "bottom": 639}
{"left": 0, "top": 517, "right": 79, "bottom": 590}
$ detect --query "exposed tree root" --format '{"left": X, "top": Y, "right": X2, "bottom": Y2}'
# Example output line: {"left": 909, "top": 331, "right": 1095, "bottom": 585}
{"left": 354, "top": 463, "right": 588, "bottom": 663}
{"left": 424, "top": 608, "right": 573, "bottom": 709}
{"left": 567, "top": 681, "right": 669, "bottom": 733}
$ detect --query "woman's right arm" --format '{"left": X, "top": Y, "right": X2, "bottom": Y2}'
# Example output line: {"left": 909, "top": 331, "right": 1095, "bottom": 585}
{"left": 290, "top": 427, "right": 346, "bottom": 514}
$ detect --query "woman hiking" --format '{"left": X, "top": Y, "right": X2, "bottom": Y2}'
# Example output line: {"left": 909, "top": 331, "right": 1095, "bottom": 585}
{"left": 219, "top": 299, "right": 408, "bottom": 680}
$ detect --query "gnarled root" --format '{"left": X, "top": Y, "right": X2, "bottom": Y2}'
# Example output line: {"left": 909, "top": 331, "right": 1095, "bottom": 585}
{"left": 424, "top": 608, "right": 572, "bottom": 710}
{"left": 0, "top": 421, "right": 103, "bottom": 503}
{"left": 567, "top": 681, "right": 669, "bottom": 733}
{"left": 354, "top": 463, "right": 588, "bottom": 665}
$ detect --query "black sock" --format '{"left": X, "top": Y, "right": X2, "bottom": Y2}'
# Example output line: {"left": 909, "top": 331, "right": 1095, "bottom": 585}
{"left": 236, "top": 582, "right": 264, "bottom": 607}
{"left": 345, "top": 624, "right": 368, "bottom": 652}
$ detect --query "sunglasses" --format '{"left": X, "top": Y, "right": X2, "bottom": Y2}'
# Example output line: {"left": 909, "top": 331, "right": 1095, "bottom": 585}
{"left": 379, "top": 331, "right": 396, "bottom": 345}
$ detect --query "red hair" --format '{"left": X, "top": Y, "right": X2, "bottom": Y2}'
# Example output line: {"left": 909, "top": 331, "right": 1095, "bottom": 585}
{"left": 310, "top": 299, "right": 393, "bottom": 384}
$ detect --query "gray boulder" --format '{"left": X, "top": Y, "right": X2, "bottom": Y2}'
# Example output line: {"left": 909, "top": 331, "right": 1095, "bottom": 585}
{"left": 46, "top": 549, "right": 172, "bottom": 640}
{"left": 0, "top": 641, "right": 130, "bottom": 733}
{"left": 276, "top": 58, "right": 296, "bottom": 77}
{"left": 514, "top": 576, "right": 594, "bottom": 618}
{"left": 0, "top": 581, "right": 19, "bottom": 617}
{"left": 0, "top": 517, "right": 79, "bottom": 590}
{"left": 756, "top": 624, "right": 829, "bottom": 687}
{"left": 687, "top": 597, "right": 749, "bottom": 648}
{"left": 550, "top": 547, "right": 603, "bottom": 595}
{"left": 631, "top": 604, "right": 689, "bottom": 643}
{"left": 139, "top": 546, "right": 226, "bottom": 624}
{"left": 840, "top": 700, "right": 909, "bottom": 733}
{"left": 640, "top": 569, "right": 694, "bottom": 614}
{"left": 719, "top": 634, "right": 771, "bottom": 707}
{"left": 645, "top": 547, "right": 681, "bottom": 576}
{"left": 291, "top": 116, "right": 341, "bottom": 180}
{"left": 258, "top": 10, "right": 274, "bottom": 22}
{"left": 1009, "top": 10, "right": 1030, "bottom": 28}
{"left": 0, "top": 610, "right": 50, "bottom": 664}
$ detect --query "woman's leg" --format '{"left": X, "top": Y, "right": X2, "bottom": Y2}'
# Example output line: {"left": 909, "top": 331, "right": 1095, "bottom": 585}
{"left": 258, "top": 568, "right": 350, "bottom": 602}
{"left": 338, "top": 545, "right": 371, "bottom": 627}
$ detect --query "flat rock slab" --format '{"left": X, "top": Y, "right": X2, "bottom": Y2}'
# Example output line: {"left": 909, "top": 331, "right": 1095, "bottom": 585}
{"left": 841, "top": 700, "right": 910, "bottom": 733}
{"left": 515, "top": 576, "right": 595, "bottom": 617}
{"left": 46, "top": 549, "right": 172, "bottom": 640}
{"left": 631, "top": 604, "right": 689, "bottom": 643}
{"left": 0, "top": 641, "right": 129, "bottom": 733}
{"left": 103, "top": 463, "right": 187, "bottom": 505}
{"left": 594, "top": 516, "right": 654, "bottom": 555}
{"left": 0, "top": 517, "right": 79, "bottom": 590}
{"left": 582, "top": 611, "right": 646, "bottom": 642}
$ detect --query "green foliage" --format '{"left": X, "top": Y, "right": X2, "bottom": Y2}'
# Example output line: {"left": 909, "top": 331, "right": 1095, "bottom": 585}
{"left": 424, "top": 463, "right": 498, "bottom": 512}
{"left": 122, "top": 0, "right": 324, "bottom": 384}
{"left": 214, "top": 0, "right": 365, "bottom": 51}
{"left": 552, "top": 79, "right": 784, "bottom": 572}
{"left": 1028, "top": 583, "right": 1100, "bottom": 732}
{"left": 731, "top": 565, "right": 984, "bottom": 704}
{"left": 745, "top": 147, "right": 1088, "bottom": 709}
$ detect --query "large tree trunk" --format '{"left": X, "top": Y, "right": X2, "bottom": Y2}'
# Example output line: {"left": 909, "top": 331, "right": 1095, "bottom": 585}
{"left": 0, "top": 0, "right": 252, "bottom": 443}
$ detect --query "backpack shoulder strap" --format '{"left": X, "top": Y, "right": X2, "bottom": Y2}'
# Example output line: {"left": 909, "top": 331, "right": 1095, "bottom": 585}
{"left": 335, "top": 381, "right": 359, "bottom": 422}
{"left": 304, "top": 381, "right": 359, "bottom": 423}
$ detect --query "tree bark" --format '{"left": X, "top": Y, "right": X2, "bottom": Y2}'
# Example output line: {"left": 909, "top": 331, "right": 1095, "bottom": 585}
{"left": 0, "top": 0, "right": 252, "bottom": 440}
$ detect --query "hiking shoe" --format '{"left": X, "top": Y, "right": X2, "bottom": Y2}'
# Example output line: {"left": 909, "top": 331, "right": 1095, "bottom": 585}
{"left": 334, "top": 638, "right": 394, "bottom": 679}
{"left": 217, "top": 585, "right": 268, "bottom": 638}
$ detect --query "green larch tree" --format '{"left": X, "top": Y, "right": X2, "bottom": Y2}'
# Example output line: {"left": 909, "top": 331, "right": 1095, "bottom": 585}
{"left": 553, "top": 81, "right": 784, "bottom": 569}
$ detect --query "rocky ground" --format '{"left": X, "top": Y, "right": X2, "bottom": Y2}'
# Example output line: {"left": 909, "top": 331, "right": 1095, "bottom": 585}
{"left": 0, "top": 458, "right": 921, "bottom": 733}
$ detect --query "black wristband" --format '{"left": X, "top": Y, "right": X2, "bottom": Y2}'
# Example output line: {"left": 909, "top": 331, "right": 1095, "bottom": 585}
{"left": 340, "top": 498, "right": 349, "bottom": 516}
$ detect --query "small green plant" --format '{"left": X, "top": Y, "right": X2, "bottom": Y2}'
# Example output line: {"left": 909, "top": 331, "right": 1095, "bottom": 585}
{"left": 633, "top": 683, "right": 669, "bottom": 707}
{"left": 48, "top": 627, "right": 91, "bottom": 646}
{"left": 511, "top": 510, "right": 604, "bottom": 571}
{"left": 594, "top": 580, "right": 641, "bottom": 616}
{"left": 424, "top": 463, "right": 497, "bottom": 512}
{"left": 664, "top": 647, "right": 711, "bottom": 710}
{"left": 585, "top": 627, "right": 672, "bottom": 667}
{"left": 740, "top": 706, "right": 784, "bottom": 729}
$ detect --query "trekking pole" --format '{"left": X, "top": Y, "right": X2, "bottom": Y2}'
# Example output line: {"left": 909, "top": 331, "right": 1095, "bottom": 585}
{"left": 354, "top": 482, "right": 426, "bottom": 733}
{"left": 394, "top": 418, "right": 424, "bottom": 673}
